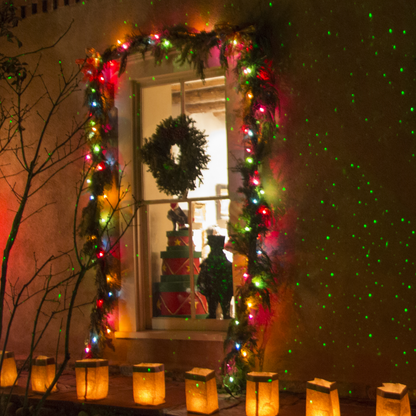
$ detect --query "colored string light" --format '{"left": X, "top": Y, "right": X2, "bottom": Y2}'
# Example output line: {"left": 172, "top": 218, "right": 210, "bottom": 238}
{"left": 79, "top": 23, "right": 280, "bottom": 382}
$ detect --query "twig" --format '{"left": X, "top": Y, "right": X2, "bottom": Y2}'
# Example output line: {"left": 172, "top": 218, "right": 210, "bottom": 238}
{"left": 20, "top": 201, "right": 56, "bottom": 223}
{"left": 11, "top": 21, "right": 75, "bottom": 60}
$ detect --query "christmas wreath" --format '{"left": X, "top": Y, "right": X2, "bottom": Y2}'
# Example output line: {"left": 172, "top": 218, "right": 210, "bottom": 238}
{"left": 140, "top": 115, "right": 210, "bottom": 197}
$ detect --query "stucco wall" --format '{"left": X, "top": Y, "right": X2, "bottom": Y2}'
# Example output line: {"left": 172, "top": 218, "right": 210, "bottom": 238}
{"left": 1, "top": 0, "right": 415, "bottom": 397}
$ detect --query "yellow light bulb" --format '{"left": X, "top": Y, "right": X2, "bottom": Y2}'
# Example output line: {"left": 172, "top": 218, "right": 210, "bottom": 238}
{"left": 106, "top": 328, "right": 111, "bottom": 334}
{"left": 242, "top": 351, "right": 247, "bottom": 357}
{"left": 247, "top": 302, "right": 252, "bottom": 308}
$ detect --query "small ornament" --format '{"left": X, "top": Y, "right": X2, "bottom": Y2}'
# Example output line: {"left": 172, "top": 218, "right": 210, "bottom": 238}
{"left": 167, "top": 203, "right": 188, "bottom": 231}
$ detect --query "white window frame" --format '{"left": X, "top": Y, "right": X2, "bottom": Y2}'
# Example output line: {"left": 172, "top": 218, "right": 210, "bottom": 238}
{"left": 115, "top": 51, "right": 242, "bottom": 339}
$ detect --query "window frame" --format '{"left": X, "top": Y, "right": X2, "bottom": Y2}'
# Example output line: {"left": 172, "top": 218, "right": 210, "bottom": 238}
{"left": 116, "top": 52, "right": 243, "bottom": 336}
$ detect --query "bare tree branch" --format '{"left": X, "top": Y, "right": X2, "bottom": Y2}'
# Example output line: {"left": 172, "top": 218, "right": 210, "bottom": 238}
{"left": 10, "top": 20, "right": 74, "bottom": 60}
{"left": 20, "top": 201, "right": 56, "bottom": 223}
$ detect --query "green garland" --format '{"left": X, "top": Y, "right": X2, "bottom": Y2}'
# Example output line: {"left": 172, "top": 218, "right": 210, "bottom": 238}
{"left": 80, "top": 22, "right": 282, "bottom": 392}
{"left": 141, "top": 115, "right": 210, "bottom": 197}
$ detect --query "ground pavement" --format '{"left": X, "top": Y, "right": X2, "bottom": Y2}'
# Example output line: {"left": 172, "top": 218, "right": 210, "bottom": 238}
{"left": 1, "top": 371, "right": 413, "bottom": 416}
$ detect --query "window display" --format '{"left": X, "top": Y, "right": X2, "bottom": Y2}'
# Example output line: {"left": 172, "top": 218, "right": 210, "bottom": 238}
{"left": 140, "top": 75, "right": 234, "bottom": 323}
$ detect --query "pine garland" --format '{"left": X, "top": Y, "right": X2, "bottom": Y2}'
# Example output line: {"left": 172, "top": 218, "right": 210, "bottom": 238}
{"left": 76, "top": 51, "right": 122, "bottom": 357}
{"left": 79, "top": 23, "right": 282, "bottom": 390}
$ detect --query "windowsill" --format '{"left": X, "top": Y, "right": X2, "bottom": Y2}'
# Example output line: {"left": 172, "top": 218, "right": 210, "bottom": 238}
{"left": 151, "top": 317, "right": 230, "bottom": 331}
{"left": 115, "top": 330, "right": 226, "bottom": 342}
{"left": 115, "top": 318, "right": 230, "bottom": 341}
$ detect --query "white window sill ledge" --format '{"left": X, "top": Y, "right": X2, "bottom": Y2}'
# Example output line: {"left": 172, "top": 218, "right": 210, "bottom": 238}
{"left": 115, "top": 330, "right": 226, "bottom": 342}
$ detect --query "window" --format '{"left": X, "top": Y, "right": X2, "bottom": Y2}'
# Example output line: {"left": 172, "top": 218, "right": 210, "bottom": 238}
{"left": 116, "top": 53, "right": 242, "bottom": 335}
{"left": 141, "top": 75, "right": 234, "bottom": 329}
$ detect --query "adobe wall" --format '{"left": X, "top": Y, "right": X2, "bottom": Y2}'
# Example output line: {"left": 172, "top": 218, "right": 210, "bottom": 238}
{"left": 1, "top": 0, "right": 415, "bottom": 397}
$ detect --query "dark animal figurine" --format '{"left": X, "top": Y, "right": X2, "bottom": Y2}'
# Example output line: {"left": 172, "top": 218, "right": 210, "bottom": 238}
{"left": 167, "top": 203, "right": 188, "bottom": 231}
{"left": 197, "top": 235, "right": 233, "bottom": 319}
